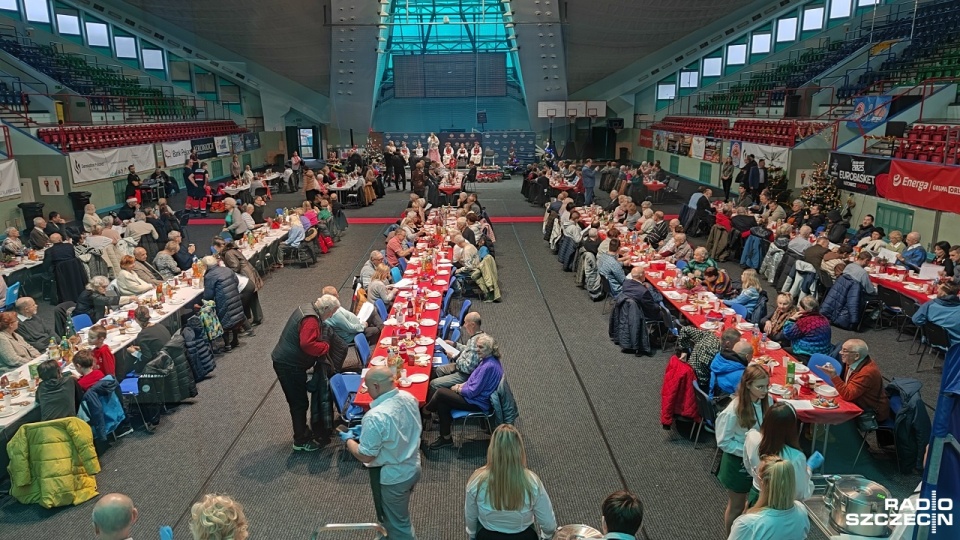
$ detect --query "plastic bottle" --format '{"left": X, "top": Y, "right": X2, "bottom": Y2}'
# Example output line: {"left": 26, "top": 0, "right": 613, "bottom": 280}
{"left": 48, "top": 337, "right": 59, "bottom": 360}
{"left": 59, "top": 336, "right": 70, "bottom": 363}
{"left": 786, "top": 359, "right": 796, "bottom": 385}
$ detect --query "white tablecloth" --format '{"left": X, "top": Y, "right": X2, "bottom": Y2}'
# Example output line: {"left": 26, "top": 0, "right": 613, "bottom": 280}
{"left": 0, "top": 251, "right": 45, "bottom": 278}
{"left": 327, "top": 177, "right": 361, "bottom": 192}
{"left": 239, "top": 227, "right": 288, "bottom": 260}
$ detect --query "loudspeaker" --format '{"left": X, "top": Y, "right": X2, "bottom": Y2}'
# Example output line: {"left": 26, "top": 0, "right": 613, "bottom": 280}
{"left": 477, "top": 112, "right": 487, "bottom": 124}
{"left": 885, "top": 121, "right": 907, "bottom": 138}
{"left": 606, "top": 118, "right": 624, "bottom": 129}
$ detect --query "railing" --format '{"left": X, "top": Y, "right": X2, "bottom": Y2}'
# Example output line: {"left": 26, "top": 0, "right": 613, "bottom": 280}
{"left": 0, "top": 125, "right": 12, "bottom": 157}
{"left": 665, "top": 85, "right": 837, "bottom": 120}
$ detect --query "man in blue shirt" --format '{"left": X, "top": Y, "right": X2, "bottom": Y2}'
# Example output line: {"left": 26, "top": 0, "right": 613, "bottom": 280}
{"left": 897, "top": 232, "right": 927, "bottom": 272}
{"left": 597, "top": 239, "right": 626, "bottom": 296}
{"left": 582, "top": 159, "right": 598, "bottom": 206}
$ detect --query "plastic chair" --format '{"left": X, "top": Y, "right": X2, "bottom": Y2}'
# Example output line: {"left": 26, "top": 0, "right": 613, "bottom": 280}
{"left": 390, "top": 267, "right": 403, "bottom": 284}
{"left": 808, "top": 354, "right": 842, "bottom": 386}
{"left": 450, "top": 408, "right": 494, "bottom": 452}
{"left": 397, "top": 258, "right": 408, "bottom": 272}
{"left": 3, "top": 281, "right": 20, "bottom": 310}
{"left": 441, "top": 287, "right": 455, "bottom": 315}
{"left": 71, "top": 313, "right": 93, "bottom": 332}
{"left": 449, "top": 327, "right": 461, "bottom": 343}
{"left": 354, "top": 334, "right": 372, "bottom": 367}
{"left": 119, "top": 372, "right": 146, "bottom": 428}
{"left": 674, "top": 260, "right": 688, "bottom": 271}
{"left": 374, "top": 299, "right": 388, "bottom": 322}
{"left": 852, "top": 394, "right": 901, "bottom": 471}
{"left": 727, "top": 302, "right": 748, "bottom": 318}
{"left": 917, "top": 323, "right": 951, "bottom": 371}
{"left": 330, "top": 373, "right": 364, "bottom": 426}
{"left": 458, "top": 299, "right": 472, "bottom": 325}
{"left": 691, "top": 381, "right": 723, "bottom": 461}
{"left": 438, "top": 316, "right": 451, "bottom": 341}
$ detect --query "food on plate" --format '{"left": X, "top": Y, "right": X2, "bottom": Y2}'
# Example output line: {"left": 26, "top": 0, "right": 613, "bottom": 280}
{"left": 9, "top": 378, "right": 28, "bottom": 389}
{"left": 812, "top": 397, "right": 838, "bottom": 409}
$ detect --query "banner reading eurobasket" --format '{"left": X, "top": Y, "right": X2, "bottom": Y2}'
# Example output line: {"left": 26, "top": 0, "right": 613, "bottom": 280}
{"left": 70, "top": 144, "right": 157, "bottom": 184}
{"left": 828, "top": 152, "right": 887, "bottom": 195}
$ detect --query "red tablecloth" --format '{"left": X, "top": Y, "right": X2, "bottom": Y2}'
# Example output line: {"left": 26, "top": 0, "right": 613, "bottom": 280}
{"left": 439, "top": 184, "right": 462, "bottom": 195}
{"left": 644, "top": 181, "right": 666, "bottom": 192}
{"left": 648, "top": 268, "right": 862, "bottom": 425}
{"left": 868, "top": 269, "right": 935, "bottom": 304}
{"left": 353, "top": 246, "right": 455, "bottom": 408}
{"left": 550, "top": 182, "right": 575, "bottom": 191}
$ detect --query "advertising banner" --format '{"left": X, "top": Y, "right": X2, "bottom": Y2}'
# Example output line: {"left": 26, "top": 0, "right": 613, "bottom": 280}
{"left": 191, "top": 137, "right": 217, "bottom": 160}
{"left": 242, "top": 132, "right": 261, "bottom": 151}
{"left": 638, "top": 129, "right": 654, "bottom": 148}
{"left": 231, "top": 134, "right": 245, "bottom": 154}
{"left": 214, "top": 136, "right": 231, "bottom": 156}
{"left": 653, "top": 131, "right": 668, "bottom": 151}
{"left": 847, "top": 96, "right": 892, "bottom": 130}
{"left": 741, "top": 142, "right": 789, "bottom": 169}
{"left": 828, "top": 152, "right": 888, "bottom": 195}
{"left": 877, "top": 160, "right": 960, "bottom": 213}
{"left": 690, "top": 136, "right": 706, "bottom": 160}
{"left": 70, "top": 144, "right": 157, "bottom": 184}
{"left": 729, "top": 140, "right": 743, "bottom": 168}
{"left": 703, "top": 138, "right": 721, "bottom": 163}
{"left": 161, "top": 140, "right": 192, "bottom": 168}
{"left": 0, "top": 159, "right": 20, "bottom": 197}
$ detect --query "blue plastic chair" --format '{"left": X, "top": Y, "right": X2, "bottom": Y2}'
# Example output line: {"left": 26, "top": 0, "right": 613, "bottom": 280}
{"left": 390, "top": 267, "right": 403, "bottom": 284}
{"left": 458, "top": 299, "right": 472, "bottom": 325}
{"left": 808, "top": 354, "right": 843, "bottom": 386}
{"left": 374, "top": 299, "right": 388, "bottom": 322}
{"left": 71, "top": 313, "right": 93, "bottom": 332}
{"left": 119, "top": 372, "right": 147, "bottom": 427}
{"left": 449, "top": 327, "right": 461, "bottom": 343}
{"left": 478, "top": 246, "right": 490, "bottom": 260}
{"left": 219, "top": 231, "right": 233, "bottom": 241}
{"left": 450, "top": 408, "right": 494, "bottom": 451}
{"left": 354, "top": 334, "right": 372, "bottom": 367}
{"left": 276, "top": 208, "right": 285, "bottom": 216}
{"left": 727, "top": 302, "right": 748, "bottom": 318}
{"left": 330, "top": 373, "right": 364, "bottom": 426}
{"left": 675, "top": 260, "right": 688, "bottom": 271}
{"left": 441, "top": 287, "right": 455, "bottom": 315}
{"left": 3, "top": 281, "right": 20, "bottom": 310}
{"left": 438, "top": 316, "right": 451, "bottom": 341}
{"left": 397, "top": 258, "right": 408, "bottom": 272}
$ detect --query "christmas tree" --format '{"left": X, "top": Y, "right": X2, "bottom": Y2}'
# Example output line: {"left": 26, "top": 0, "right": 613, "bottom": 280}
{"left": 362, "top": 129, "right": 383, "bottom": 164}
{"left": 800, "top": 161, "right": 841, "bottom": 211}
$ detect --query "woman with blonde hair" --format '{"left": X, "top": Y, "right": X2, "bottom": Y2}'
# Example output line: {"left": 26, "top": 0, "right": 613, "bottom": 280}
{"left": 716, "top": 364, "right": 772, "bottom": 533}
{"left": 724, "top": 269, "right": 763, "bottom": 315}
{"left": 727, "top": 456, "right": 809, "bottom": 540}
{"left": 366, "top": 263, "right": 396, "bottom": 308}
{"left": 465, "top": 425, "right": 558, "bottom": 539}
{"left": 189, "top": 493, "right": 248, "bottom": 540}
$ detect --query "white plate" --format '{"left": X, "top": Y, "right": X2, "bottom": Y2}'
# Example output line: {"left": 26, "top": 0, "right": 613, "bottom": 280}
{"left": 169, "top": 299, "right": 183, "bottom": 305}
{"left": 794, "top": 363, "right": 810, "bottom": 373}
{"left": 404, "top": 270, "right": 416, "bottom": 276}
{"left": 407, "top": 373, "right": 429, "bottom": 383}
{"left": 765, "top": 341, "right": 782, "bottom": 350}
{"left": 737, "top": 323, "right": 756, "bottom": 331}
{"left": 414, "top": 346, "right": 428, "bottom": 355}
{"left": 379, "top": 338, "right": 395, "bottom": 346}
{"left": 384, "top": 318, "right": 398, "bottom": 326}
{"left": 398, "top": 291, "right": 413, "bottom": 298}
{"left": 439, "top": 258, "right": 451, "bottom": 263}
{"left": 425, "top": 303, "right": 440, "bottom": 310}
{"left": 680, "top": 305, "right": 697, "bottom": 312}
{"left": 437, "top": 270, "right": 450, "bottom": 275}
{"left": 370, "top": 356, "right": 387, "bottom": 367}
{"left": 700, "top": 321, "right": 720, "bottom": 330}
{"left": 416, "top": 337, "right": 434, "bottom": 346}
{"left": 656, "top": 281, "right": 669, "bottom": 287}
{"left": 0, "top": 408, "right": 17, "bottom": 418}
{"left": 426, "top": 291, "right": 442, "bottom": 298}
{"left": 419, "top": 319, "right": 437, "bottom": 326}
{"left": 720, "top": 308, "right": 736, "bottom": 316}
{"left": 434, "top": 279, "right": 448, "bottom": 286}
{"left": 769, "top": 384, "right": 787, "bottom": 396}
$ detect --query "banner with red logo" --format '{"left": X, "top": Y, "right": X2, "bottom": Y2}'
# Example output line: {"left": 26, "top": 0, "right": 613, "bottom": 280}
{"left": 638, "top": 129, "right": 653, "bottom": 148}
{"left": 877, "top": 160, "right": 960, "bottom": 213}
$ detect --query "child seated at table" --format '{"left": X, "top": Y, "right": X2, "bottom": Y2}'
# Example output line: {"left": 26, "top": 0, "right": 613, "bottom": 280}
{"left": 87, "top": 325, "right": 117, "bottom": 378}
{"left": 74, "top": 349, "right": 106, "bottom": 392}
{"left": 36, "top": 358, "right": 82, "bottom": 421}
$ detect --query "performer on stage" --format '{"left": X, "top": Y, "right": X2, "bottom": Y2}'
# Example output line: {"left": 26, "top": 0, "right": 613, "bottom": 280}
{"left": 456, "top": 143, "right": 469, "bottom": 169}
{"left": 427, "top": 133, "right": 441, "bottom": 163}
{"left": 399, "top": 142, "right": 410, "bottom": 162}
{"left": 442, "top": 142, "right": 455, "bottom": 166}
{"left": 470, "top": 141, "right": 483, "bottom": 166}
{"left": 413, "top": 141, "right": 424, "bottom": 160}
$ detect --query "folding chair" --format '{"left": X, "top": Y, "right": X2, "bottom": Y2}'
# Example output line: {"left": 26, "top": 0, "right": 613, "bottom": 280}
{"left": 330, "top": 373, "right": 364, "bottom": 426}
{"left": 3, "top": 281, "right": 20, "bottom": 311}
{"left": 391, "top": 267, "right": 403, "bottom": 284}
{"left": 727, "top": 303, "right": 748, "bottom": 319}
{"left": 450, "top": 408, "right": 494, "bottom": 453}
{"left": 354, "top": 334, "right": 372, "bottom": 367}
{"left": 691, "top": 381, "right": 723, "bottom": 463}
{"left": 458, "top": 299, "right": 472, "bottom": 325}
{"left": 916, "top": 323, "right": 951, "bottom": 371}
{"left": 808, "top": 354, "right": 842, "bottom": 384}
{"left": 71, "top": 313, "right": 93, "bottom": 332}
{"left": 374, "top": 299, "right": 388, "bottom": 322}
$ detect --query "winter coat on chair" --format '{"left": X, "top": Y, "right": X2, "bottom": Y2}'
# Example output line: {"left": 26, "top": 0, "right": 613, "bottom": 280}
{"left": 706, "top": 225, "right": 731, "bottom": 261}
{"left": 7, "top": 417, "right": 101, "bottom": 508}
{"left": 491, "top": 377, "right": 519, "bottom": 427}
{"left": 576, "top": 250, "right": 604, "bottom": 299}
{"left": 182, "top": 316, "right": 216, "bottom": 380}
{"left": 885, "top": 378, "right": 931, "bottom": 471}
{"left": 821, "top": 273, "right": 865, "bottom": 330}
{"left": 203, "top": 265, "right": 246, "bottom": 330}
{"left": 661, "top": 355, "right": 701, "bottom": 427}
{"left": 78, "top": 375, "right": 125, "bottom": 441}
{"left": 759, "top": 243, "right": 785, "bottom": 283}
{"left": 739, "top": 235, "right": 768, "bottom": 270}
{"left": 608, "top": 296, "right": 651, "bottom": 355}
{"left": 557, "top": 235, "right": 578, "bottom": 271}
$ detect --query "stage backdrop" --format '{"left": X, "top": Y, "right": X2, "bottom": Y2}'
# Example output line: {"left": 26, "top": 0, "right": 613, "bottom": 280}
{"left": 383, "top": 131, "right": 536, "bottom": 165}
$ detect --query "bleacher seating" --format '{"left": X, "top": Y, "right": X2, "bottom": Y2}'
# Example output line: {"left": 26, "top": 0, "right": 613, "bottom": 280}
{"left": 650, "top": 116, "right": 802, "bottom": 147}
{"left": 36, "top": 120, "right": 246, "bottom": 152}
{"left": 890, "top": 123, "right": 960, "bottom": 164}
{"left": 0, "top": 36, "right": 199, "bottom": 120}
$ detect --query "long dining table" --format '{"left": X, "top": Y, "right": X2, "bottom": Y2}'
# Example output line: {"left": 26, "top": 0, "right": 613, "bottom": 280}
{"left": 641, "top": 263, "right": 862, "bottom": 468}
{"left": 353, "top": 214, "right": 458, "bottom": 408}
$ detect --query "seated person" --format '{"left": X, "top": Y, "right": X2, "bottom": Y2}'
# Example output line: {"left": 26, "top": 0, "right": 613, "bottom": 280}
{"left": 621, "top": 267, "right": 663, "bottom": 320}
{"left": 816, "top": 339, "right": 890, "bottom": 422}
{"left": 75, "top": 276, "right": 138, "bottom": 321}
{"left": 667, "top": 233, "right": 693, "bottom": 263}
{"left": 581, "top": 227, "right": 602, "bottom": 255}
{"left": 385, "top": 229, "right": 413, "bottom": 267}
{"left": 0, "top": 311, "right": 40, "bottom": 372}
{"left": 423, "top": 334, "right": 503, "bottom": 450}
{"left": 896, "top": 232, "right": 927, "bottom": 272}
{"left": 678, "top": 326, "right": 722, "bottom": 390}
{"left": 724, "top": 269, "right": 762, "bottom": 314}
{"left": 366, "top": 264, "right": 397, "bottom": 308}
{"left": 14, "top": 297, "right": 53, "bottom": 352}
{"left": 709, "top": 331, "right": 752, "bottom": 397}
{"left": 912, "top": 281, "right": 960, "bottom": 347}
{"left": 683, "top": 247, "right": 717, "bottom": 276}
{"left": 116, "top": 255, "right": 154, "bottom": 296}
{"left": 597, "top": 239, "right": 627, "bottom": 296}
{"left": 856, "top": 228, "right": 887, "bottom": 253}
{"left": 761, "top": 293, "right": 797, "bottom": 343}
{"left": 282, "top": 216, "right": 305, "bottom": 248}
{"left": 154, "top": 242, "right": 182, "bottom": 280}
{"left": 74, "top": 349, "right": 106, "bottom": 392}
{"left": 2, "top": 226, "right": 25, "bottom": 255}
{"left": 702, "top": 267, "right": 733, "bottom": 298}
{"left": 129, "top": 306, "right": 172, "bottom": 370}
{"left": 36, "top": 358, "right": 83, "bottom": 421}
{"left": 87, "top": 325, "right": 117, "bottom": 378}
{"left": 781, "top": 296, "right": 833, "bottom": 360}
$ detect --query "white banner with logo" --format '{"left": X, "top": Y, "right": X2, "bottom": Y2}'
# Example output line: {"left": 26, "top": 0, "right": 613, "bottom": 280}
{"left": 690, "top": 136, "right": 706, "bottom": 160}
{"left": 70, "top": 144, "right": 157, "bottom": 185}
{"left": 161, "top": 140, "right": 192, "bottom": 168}
{"left": 0, "top": 159, "right": 20, "bottom": 197}
{"left": 214, "top": 136, "right": 231, "bottom": 156}
{"left": 741, "top": 142, "right": 790, "bottom": 169}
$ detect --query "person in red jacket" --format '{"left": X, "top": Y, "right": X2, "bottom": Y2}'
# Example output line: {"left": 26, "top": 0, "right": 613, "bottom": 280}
{"left": 87, "top": 325, "right": 116, "bottom": 378}
{"left": 75, "top": 349, "right": 106, "bottom": 392}
{"left": 817, "top": 338, "right": 890, "bottom": 422}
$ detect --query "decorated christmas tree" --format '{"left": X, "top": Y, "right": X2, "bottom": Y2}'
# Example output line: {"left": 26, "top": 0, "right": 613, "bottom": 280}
{"left": 362, "top": 129, "right": 383, "bottom": 164}
{"left": 799, "top": 161, "right": 841, "bottom": 211}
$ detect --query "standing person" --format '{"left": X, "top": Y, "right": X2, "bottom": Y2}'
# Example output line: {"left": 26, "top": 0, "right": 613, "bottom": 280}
{"left": 125, "top": 165, "right": 142, "bottom": 205}
{"left": 92, "top": 493, "right": 139, "bottom": 540}
{"left": 393, "top": 149, "right": 407, "bottom": 192}
{"left": 201, "top": 256, "right": 249, "bottom": 351}
{"left": 742, "top": 402, "right": 813, "bottom": 507}
{"left": 716, "top": 364, "right": 771, "bottom": 533}
{"left": 581, "top": 159, "right": 597, "bottom": 206}
{"left": 290, "top": 151, "right": 303, "bottom": 191}
{"left": 748, "top": 159, "right": 767, "bottom": 200}
{"left": 727, "top": 456, "right": 810, "bottom": 540}
{"left": 720, "top": 156, "right": 735, "bottom": 202}
{"left": 345, "top": 366, "right": 422, "bottom": 540}
{"left": 303, "top": 167, "right": 320, "bottom": 203}
{"left": 464, "top": 425, "right": 558, "bottom": 540}
{"left": 427, "top": 132, "right": 441, "bottom": 163}
{"left": 230, "top": 155, "right": 242, "bottom": 179}
{"left": 271, "top": 299, "right": 332, "bottom": 451}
